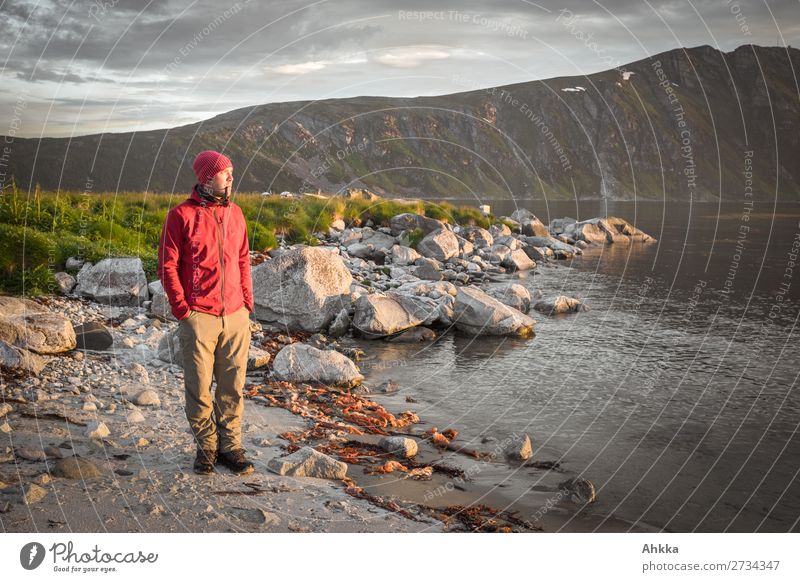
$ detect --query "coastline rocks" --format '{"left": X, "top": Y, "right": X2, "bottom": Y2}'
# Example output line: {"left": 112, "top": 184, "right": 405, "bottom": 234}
{"left": 53, "top": 457, "right": 102, "bottom": 479}
{"left": 247, "top": 346, "right": 271, "bottom": 370}
{"left": 501, "top": 249, "right": 536, "bottom": 272}
{"left": 74, "top": 321, "right": 113, "bottom": 351}
{"left": 489, "top": 223, "right": 512, "bottom": 238}
{"left": 485, "top": 284, "right": 532, "bottom": 314}
{"left": 148, "top": 280, "right": 176, "bottom": 322}
{"left": 74, "top": 258, "right": 149, "bottom": 306}
{"left": 414, "top": 258, "right": 443, "bottom": 281}
{"left": 272, "top": 343, "right": 363, "bottom": 387}
{"left": 387, "top": 327, "right": 436, "bottom": 343}
{"left": 453, "top": 286, "right": 536, "bottom": 337}
{"left": 458, "top": 226, "right": 494, "bottom": 249}
{"left": 389, "top": 213, "right": 445, "bottom": 236}
{"left": 390, "top": 245, "right": 421, "bottom": 266}
{"left": 252, "top": 246, "right": 353, "bottom": 332}
{"left": 2, "top": 483, "right": 48, "bottom": 505}
{"left": 84, "top": 421, "right": 110, "bottom": 439}
{"left": 533, "top": 296, "right": 588, "bottom": 315}
{"left": 0, "top": 340, "right": 47, "bottom": 375}
{"left": 157, "top": 330, "right": 181, "bottom": 363}
{"left": 327, "top": 309, "right": 350, "bottom": 338}
{"left": 352, "top": 293, "right": 437, "bottom": 338}
{"left": 54, "top": 272, "right": 76, "bottom": 295}
{"left": 510, "top": 209, "right": 550, "bottom": 237}
{"left": 563, "top": 217, "right": 656, "bottom": 244}
{"left": 0, "top": 297, "right": 76, "bottom": 354}
{"left": 504, "top": 433, "right": 533, "bottom": 461}
{"left": 416, "top": 228, "right": 460, "bottom": 263}
{"left": 379, "top": 436, "right": 418, "bottom": 458}
{"left": 132, "top": 389, "right": 160, "bottom": 407}
{"left": 267, "top": 446, "right": 348, "bottom": 479}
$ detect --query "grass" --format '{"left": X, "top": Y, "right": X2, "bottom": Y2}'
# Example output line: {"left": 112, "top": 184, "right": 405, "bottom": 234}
{"left": 0, "top": 184, "right": 496, "bottom": 295}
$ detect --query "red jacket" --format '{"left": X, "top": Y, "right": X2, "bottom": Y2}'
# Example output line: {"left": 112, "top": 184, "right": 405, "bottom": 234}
{"left": 158, "top": 187, "right": 254, "bottom": 320}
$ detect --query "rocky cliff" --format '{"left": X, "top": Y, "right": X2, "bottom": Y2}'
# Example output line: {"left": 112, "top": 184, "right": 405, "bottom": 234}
{"left": 4, "top": 44, "right": 798, "bottom": 200}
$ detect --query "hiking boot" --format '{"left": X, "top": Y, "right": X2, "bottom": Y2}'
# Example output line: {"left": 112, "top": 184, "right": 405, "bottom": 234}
{"left": 193, "top": 449, "right": 217, "bottom": 475}
{"left": 217, "top": 448, "right": 255, "bottom": 475}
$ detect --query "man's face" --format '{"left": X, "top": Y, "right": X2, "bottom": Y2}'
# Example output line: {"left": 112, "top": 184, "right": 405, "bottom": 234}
{"left": 207, "top": 166, "right": 233, "bottom": 194}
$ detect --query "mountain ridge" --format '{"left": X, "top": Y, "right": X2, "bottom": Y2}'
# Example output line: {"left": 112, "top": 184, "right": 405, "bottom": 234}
{"left": 4, "top": 44, "right": 799, "bottom": 201}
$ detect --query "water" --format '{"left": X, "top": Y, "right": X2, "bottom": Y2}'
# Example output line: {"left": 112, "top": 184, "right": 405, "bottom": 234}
{"left": 360, "top": 200, "right": 800, "bottom": 532}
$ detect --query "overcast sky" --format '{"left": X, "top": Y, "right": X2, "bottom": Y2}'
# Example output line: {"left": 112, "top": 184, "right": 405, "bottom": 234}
{"left": 1, "top": 0, "right": 797, "bottom": 137}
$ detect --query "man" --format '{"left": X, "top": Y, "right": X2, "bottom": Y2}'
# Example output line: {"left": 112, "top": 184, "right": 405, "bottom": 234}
{"left": 158, "top": 150, "right": 255, "bottom": 475}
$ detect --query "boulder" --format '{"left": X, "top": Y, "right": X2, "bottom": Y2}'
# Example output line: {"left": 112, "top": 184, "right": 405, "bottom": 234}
{"left": 390, "top": 245, "right": 421, "bottom": 266}
{"left": 510, "top": 209, "right": 550, "bottom": 237}
{"left": 523, "top": 236, "right": 581, "bottom": 259}
{"left": 533, "top": 296, "right": 588, "bottom": 315}
{"left": 0, "top": 297, "right": 76, "bottom": 354}
{"left": 75, "top": 257, "right": 149, "bottom": 306}
{"left": 0, "top": 340, "right": 46, "bottom": 375}
{"left": 352, "top": 293, "right": 437, "bottom": 338}
{"left": 565, "top": 217, "right": 655, "bottom": 244}
{"left": 504, "top": 434, "right": 533, "bottom": 461}
{"left": 267, "top": 446, "right": 348, "bottom": 479}
{"left": 74, "top": 321, "right": 113, "bottom": 351}
{"left": 549, "top": 217, "right": 577, "bottom": 235}
{"left": 489, "top": 223, "right": 512, "bottom": 238}
{"left": 271, "top": 343, "right": 363, "bottom": 387}
{"left": 361, "top": 230, "right": 396, "bottom": 251}
{"left": 247, "top": 346, "right": 271, "bottom": 370}
{"left": 52, "top": 457, "right": 102, "bottom": 479}
{"left": 327, "top": 309, "right": 350, "bottom": 339}
{"left": 251, "top": 246, "right": 353, "bottom": 332}
{"left": 132, "top": 389, "right": 160, "bottom": 407}
{"left": 387, "top": 327, "right": 436, "bottom": 342}
{"left": 459, "top": 226, "right": 494, "bottom": 249}
{"left": 389, "top": 213, "right": 445, "bottom": 236}
{"left": 54, "top": 272, "right": 76, "bottom": 294}
{"left": 379, "top": 436, "right": 418, "bottom": 458}
{"left": 452, "top": 286, "right": 536, "bottom": 337}
{"left": 157, "top": 330, "right": 181, "bottom": 364}
{"left": 148, "top": 280, "right": 176, "bottom": 322}
{"left": 84, "top": 421, "right": 110, "bottom": 439}
{"left": 414, "top": 257, "right": 443, "bottom": 281}
{"left": 416, "top": 228, "right": 460, "bottom": 262}
{"left": 485, "top": 284, "right": 532, "bottom": 314}
{"left": 501, "top": 249, "right": 536, "bottom": 271}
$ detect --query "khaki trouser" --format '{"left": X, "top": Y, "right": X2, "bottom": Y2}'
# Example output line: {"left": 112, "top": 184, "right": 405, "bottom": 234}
{"left": 178, "top": 307, "right": 251, "bottom": 453}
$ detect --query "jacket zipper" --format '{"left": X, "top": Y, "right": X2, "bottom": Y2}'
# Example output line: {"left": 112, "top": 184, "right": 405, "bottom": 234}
{"left": 214, "top": 207, "right": 226, "bottom": 328}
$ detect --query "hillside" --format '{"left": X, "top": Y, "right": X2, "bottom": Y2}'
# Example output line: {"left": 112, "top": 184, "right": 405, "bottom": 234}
{"left": 3, "top": 44, "right": 798, "bottom": 200}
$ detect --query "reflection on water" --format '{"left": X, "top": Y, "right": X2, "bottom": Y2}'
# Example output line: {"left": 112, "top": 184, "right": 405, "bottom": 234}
{"left": 361, "top": 201, "right": 800, "bottom": 532}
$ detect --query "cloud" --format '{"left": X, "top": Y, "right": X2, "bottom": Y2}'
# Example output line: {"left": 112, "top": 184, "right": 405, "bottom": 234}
{"left": 374, "top": 46, "right": 451, "bottom": 68}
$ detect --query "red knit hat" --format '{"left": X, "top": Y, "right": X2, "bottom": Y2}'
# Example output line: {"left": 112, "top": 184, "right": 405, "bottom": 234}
{"left": 193, "top": 150, "right": 233, "bottom": 184}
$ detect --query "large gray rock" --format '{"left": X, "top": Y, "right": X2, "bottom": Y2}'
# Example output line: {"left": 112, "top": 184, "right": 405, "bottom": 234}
{"left": 379, "top": 436, "right": 418, "bottom": 458}
{"left": 247, "top": 346, "right": 271, "bottom": 370}
{"left": 501, "top": 249, "right": 536, "bottom": 271}
{"left": 54, "top": 272, "right": 76, "bottom": 294}
{"left": 453, "top": 286, "right": 536, "bottom": 337}
{"left": 510, "top": 209, "right": 550, "bottom": 237}
{"left": 360, "top": 229, "right": 396, "bottom": 251}
{"left": 416, "top": 228, "right": 460, "bottom": 263}
{"left": 389, "top": 213, "right": 445, "bottom": 236}
{"left": 485, "top": 284, "right": 532, "bottom": 314}
{"left": 564, "top": 217, "right": 655, "bottom": 244}
{"left": 157, "top": 330, "right": 181, "bottom": 363}
{"left": 75, "top": 257, "right": 149, "bottom": 306}
{"left": 414, "top": 257, "right": 443, "bottom": 281}
{"left": 0, "top": 340, "right": 46, "bottom": 375}
{"left": 533, "top": 295, "right": 588, "bottom": 315}
{"left": 459, "top": 226, "right": 494, "bottom": 248}
{"left": 352, "top": 292, "right": 438, "bottom": 338}
{"left": 504, "top": 433, "right": 533, "bottom": 461}
{"left": 267, "top": 446, "right": 348, "bottom": 479}
{"left": 148, "top": 280, "right": 176, "bottom": 322}
{"left": 272, "top": 343, "right": 363, "bottom": 387}
{"left": 74, "top": 321, "right": 113, "bottom": 351}
{"left": 390, "top": 245, "right": 421, "bottom": 266}
{"left": 0, "top": 297, "right": 76, "bottom": 354}
{"left": 252, "top": 247, "right": 353, "bottom": 332}
{"left": 523, "top": 236, "right": 581, "bottom": 259}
